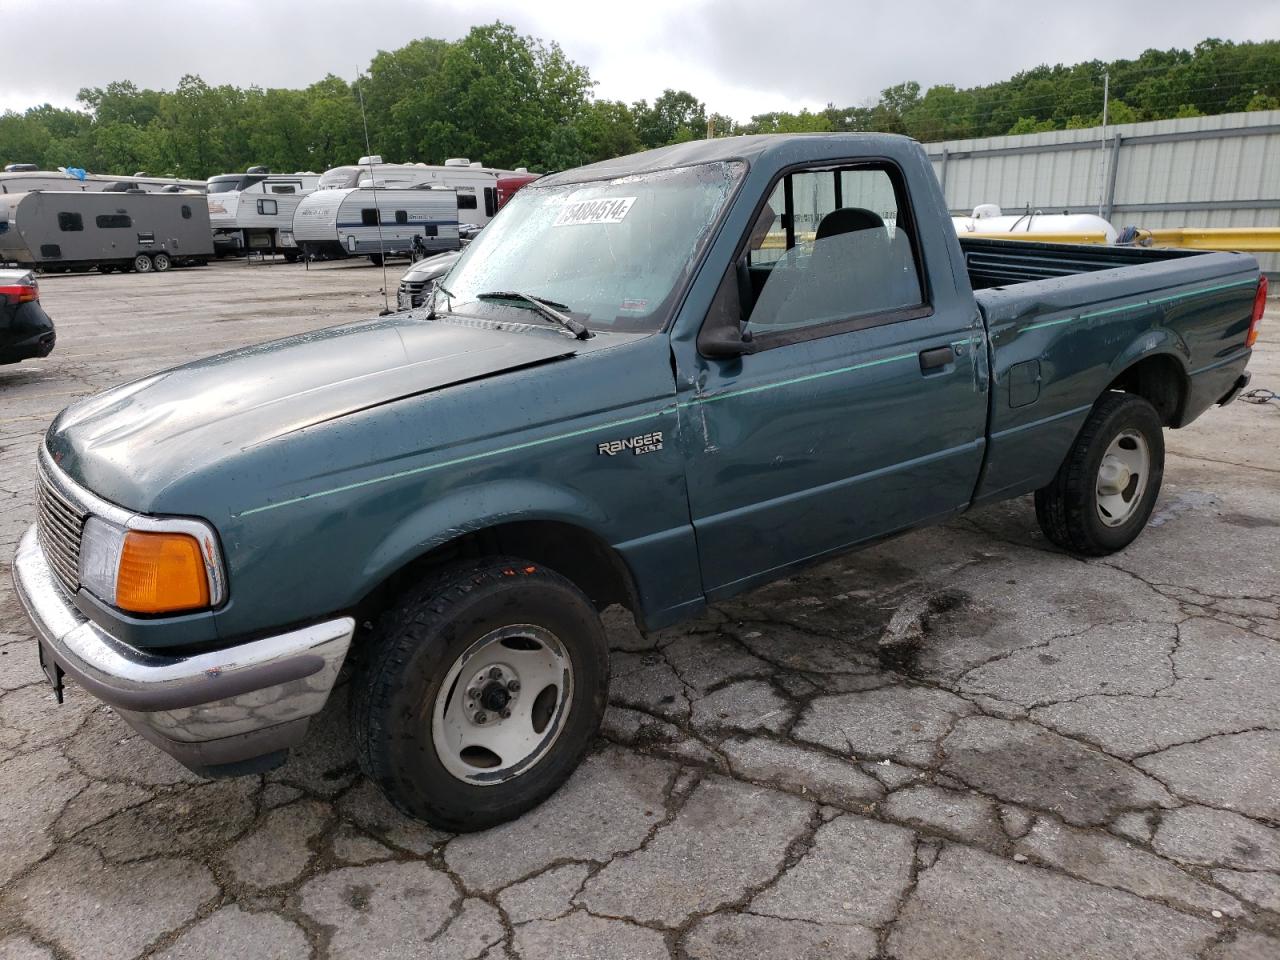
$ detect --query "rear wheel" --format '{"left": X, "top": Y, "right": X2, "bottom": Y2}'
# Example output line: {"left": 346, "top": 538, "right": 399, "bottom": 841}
{"left": 1035, "top": 392, "right": 1164, "bottom": 555}
{"left": 151, "top": 252, "right": 171, "bottom": 272}
{"left": 352, "top": 557, "right": 610, "bottom": 831}
{"left": 368, "top": 253, "right": 384, "bottom": 266}
{"left": 132, "top": 254, "right": 154, "bottom": 273}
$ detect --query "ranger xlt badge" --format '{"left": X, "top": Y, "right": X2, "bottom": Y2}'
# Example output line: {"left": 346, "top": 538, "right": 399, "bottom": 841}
{"left": 598, "top": 431, "right": 663, "bottom": 456}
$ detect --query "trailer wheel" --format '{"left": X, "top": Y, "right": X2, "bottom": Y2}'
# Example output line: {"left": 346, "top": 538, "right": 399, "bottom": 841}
{"left": 132, "top": 254, "right": 154, "bottom": 273}
{"left": 151, "top": 252, "right": 171, "bottom": 272}
{"left": 368, "top": 253, "right": 384, "bottom": 266}
{"left": 1035, "top": 392, "right": 1164, "bottom": 556}
{"left": 352, "top": 557, "right": 610, "bottom": 831}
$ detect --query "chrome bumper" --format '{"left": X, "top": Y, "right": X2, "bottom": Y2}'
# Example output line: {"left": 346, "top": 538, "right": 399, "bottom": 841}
{"left": 12, "top": 525, "right": 354, "bottom": 776}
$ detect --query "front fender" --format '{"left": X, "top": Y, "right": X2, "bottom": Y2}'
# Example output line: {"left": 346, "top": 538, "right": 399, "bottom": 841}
{"left": 359, "top": 477, "right": 615, "bottom": 587}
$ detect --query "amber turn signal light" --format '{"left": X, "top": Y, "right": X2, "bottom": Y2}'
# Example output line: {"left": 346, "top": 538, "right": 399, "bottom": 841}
{"left": 116, "top": 531, "right": 211, "bottom": 614}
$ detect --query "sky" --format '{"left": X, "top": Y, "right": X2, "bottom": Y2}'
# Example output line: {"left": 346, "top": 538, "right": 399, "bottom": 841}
{"left": 3, "top": 0, "right": 1279, "bottom": 120}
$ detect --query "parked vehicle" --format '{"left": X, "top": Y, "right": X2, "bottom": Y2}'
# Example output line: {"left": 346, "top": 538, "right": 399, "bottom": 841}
{"left": 0, "top": 166, "right": 207, "bottom": 195}
{"left": 0, "top": 269, "right": 54, "bottom": 364}
{"left": 0, "top": 191, "right": 213, "bottom": 273}
{"left": 13, "top": 134, "right": 1264, "bottom": 832}
{"left": 293, "top": 185, "right": 459, "bottom": 263}
{"left": 396, "top": 249, "right": 462, "bottom": 309}
{"left": 317, "top": 157, "right": 533, "bottom": 230}
{"left": 206, "top": 168, "right": 321, "bottom": 259}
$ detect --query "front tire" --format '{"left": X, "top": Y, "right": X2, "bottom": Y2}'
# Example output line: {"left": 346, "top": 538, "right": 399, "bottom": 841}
{"left": 132, "top": 254, "right": 154, "bottom": 273}
{"left": 352, "top": 558, "right": 610, "bottom": 831}
{"left": 1035, "top": 392, "right": 1164, "bottom": 555}
{"left": 151, "top": 252, "right": 171, "bottom": 272}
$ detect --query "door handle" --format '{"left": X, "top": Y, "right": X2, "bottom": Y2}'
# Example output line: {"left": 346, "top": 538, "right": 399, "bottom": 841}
{"left": 919, "top": 346, "right": 955, "bottom": 372}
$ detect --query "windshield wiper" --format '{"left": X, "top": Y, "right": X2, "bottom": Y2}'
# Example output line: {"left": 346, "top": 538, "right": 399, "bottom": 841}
{"left": 476, "top": 291, "right": 593, "bottom": 340}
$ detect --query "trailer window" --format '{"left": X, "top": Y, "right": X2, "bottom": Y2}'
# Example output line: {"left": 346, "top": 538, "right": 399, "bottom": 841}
{"left": 181, "top": 205, "right": 192, "bottom": 219}
{"left": 96, "top": 214, "right": 132, "bottom": 229}
{"left": 361, "top": 208, "right": 380, "bottom": 226}
{"left": 270, "top": 185, "right": 296, "bottom": 194}
{"left": 394, "top": 210, "right": 408, "bottom": 224}
{"left": 257, "top": 199, "right": 278, "bottom": 216}
{"left": 457, "top": 194, "right": 478, "bottom": 210}
{"left": 58, "top": 212, "right": 84, "bottom": 232}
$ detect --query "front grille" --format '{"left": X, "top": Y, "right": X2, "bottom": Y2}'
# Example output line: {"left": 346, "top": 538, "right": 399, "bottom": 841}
{"left": 400, "top": 279, "right": 428, "bottom": 309}
{"left": 36, "top": 463, "right": 86, "bottom": 596}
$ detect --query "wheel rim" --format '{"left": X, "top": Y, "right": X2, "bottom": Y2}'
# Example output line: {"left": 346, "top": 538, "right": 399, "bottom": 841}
{"left": 134, "top": 255, "right": 152, "bottom": 272}
{"left": 432, "top": 624, "right": 573, "bottom": 786}
{"left": 153, "top": 254, "right": 170, "bottom": 271}
{"left": 1095, "top": 428, "right": 1150, "bottom": 527}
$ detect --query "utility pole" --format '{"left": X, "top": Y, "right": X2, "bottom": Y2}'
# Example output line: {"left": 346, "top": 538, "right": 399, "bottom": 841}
{"left": 1097, "top": 69, "right": 1110, "bottom": 217}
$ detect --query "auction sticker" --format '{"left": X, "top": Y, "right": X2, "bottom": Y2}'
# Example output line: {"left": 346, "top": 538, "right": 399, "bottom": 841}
{"left": 554, "top": 197, "right": 636, "bottom": 227}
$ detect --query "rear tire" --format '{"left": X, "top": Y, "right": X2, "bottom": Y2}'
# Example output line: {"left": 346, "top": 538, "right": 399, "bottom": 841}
{"left": 1035, "top": 392, "right": 1164, "bottom": 556}
{"left": 151, "top": 252, "right": 171, "bottom": 272}
{"left": 352, "top": 557, "right": 610, "bottom": 831}
{"left": 368, "top": 253, "right": 384, "bottom": 266}
{"left": 132, "top": 254, "right": 154, "bottom": 273}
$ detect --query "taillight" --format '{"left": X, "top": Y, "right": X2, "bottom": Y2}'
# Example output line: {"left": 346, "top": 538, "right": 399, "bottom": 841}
{"left": 0, "top": 279, "right": 38, "bottom": 305}
{"left": 1247, "top": 275, "right": 1267, "bottom": 349}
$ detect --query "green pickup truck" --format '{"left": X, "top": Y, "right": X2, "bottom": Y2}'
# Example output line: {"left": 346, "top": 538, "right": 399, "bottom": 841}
{"left": 13, "top": 134, "right": 1266, "bottom": 830}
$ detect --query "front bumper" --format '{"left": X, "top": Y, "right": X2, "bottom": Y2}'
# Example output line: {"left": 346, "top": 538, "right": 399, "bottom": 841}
{"left": 12, "top": 525, "right": 354, "bottom": 776}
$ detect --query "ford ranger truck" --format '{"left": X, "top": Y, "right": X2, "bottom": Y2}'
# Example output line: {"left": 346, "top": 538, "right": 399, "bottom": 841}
{"left": 13, "top": 135, "right": 1265, "bottom": 830}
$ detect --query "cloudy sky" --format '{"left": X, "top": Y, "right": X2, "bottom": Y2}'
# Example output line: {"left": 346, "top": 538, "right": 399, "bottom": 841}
{"left": 3, "top": 0, "right": 1279, "bottom": 120}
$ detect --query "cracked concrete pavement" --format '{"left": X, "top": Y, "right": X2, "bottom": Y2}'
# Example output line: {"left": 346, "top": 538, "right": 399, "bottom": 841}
{"left": 1, "top": 263, "right": 1277, "bottom": 959}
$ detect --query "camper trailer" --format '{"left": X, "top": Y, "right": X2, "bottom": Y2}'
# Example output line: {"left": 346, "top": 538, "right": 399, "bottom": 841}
{"left": 293, "top": 185, "right": 460, "bottom": 263}
{"left": 206, "top": 168, "right": 321, "bottom": 258}
{"left": 315, "top": 157, "right": 532, "bottom": 229}
{"left": 0, "top": 165, "right": 207, "bottom": 195}
{"left": 0, "top": 191, "right": 213, "bottom": 273}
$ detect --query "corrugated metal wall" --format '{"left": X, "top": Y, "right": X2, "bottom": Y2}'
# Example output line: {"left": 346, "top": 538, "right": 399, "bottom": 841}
{"left": 926, "top": 110, "right": 1280, "bottom": 272}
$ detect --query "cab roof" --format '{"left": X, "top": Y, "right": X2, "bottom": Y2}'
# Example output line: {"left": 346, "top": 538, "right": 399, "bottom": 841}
{"left": 536, "top": 133, "right": 919, "bottom": 187}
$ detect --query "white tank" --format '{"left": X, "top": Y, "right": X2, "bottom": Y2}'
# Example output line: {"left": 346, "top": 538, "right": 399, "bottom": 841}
{"left": 953, "top": 207, "right": 1119, "bottom": 244}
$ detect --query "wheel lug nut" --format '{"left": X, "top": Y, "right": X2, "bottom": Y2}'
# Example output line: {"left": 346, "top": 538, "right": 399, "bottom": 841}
{"left": 475, "top": 712, "right": 487, "bottom": 724}
{"left": 488, "top": 667, "right": 502, "bottom": 680}
{"left": 501, "top": 709, "right": 511, "bottom": 719}
{"left": 507, "top": 680, "right": 520, "bottom": 693}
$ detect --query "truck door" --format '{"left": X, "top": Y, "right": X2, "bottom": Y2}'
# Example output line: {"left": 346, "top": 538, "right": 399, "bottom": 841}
{"left": 679, "top": 162, "right": 988, "bottom": 597}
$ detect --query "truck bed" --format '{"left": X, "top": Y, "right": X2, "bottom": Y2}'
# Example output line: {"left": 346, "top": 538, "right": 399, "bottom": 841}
{"left": 965, "top": 236, "right": 1258, "bottom": 506}
{"left": 959, "top": 236, "right": 1202, "bottom": 289}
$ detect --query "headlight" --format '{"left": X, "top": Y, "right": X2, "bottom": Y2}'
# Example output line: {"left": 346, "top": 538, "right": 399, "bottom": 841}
{"left": 79, "top": 516, "right": 225, "bottom": 615}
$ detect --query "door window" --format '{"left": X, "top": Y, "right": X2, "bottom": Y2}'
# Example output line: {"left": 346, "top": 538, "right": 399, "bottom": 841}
{"left": 744, "top": 165, "right": 924, "bottom": 337}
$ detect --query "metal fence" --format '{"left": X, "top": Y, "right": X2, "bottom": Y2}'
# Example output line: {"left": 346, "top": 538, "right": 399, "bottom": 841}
{"left": 925, "top": 109, "right": 1280, "bottom": 274}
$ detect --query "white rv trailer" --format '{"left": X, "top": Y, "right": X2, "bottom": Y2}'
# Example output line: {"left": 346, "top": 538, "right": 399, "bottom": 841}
{"left": 0, "top": 165, "right": 207, "bottom": 195}
{"left": 316, "top": 157, "right": 526, "bottom": 229}
{"left": 206, "top": 168, "right": 321, "bottom": 258}
{"left": 293, "top": 185, "right": 460, "bottom": 263}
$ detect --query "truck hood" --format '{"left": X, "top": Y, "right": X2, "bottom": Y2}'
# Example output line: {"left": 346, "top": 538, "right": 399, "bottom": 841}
{"left": 47, "top": 314, "right": 578, "bottom": 509}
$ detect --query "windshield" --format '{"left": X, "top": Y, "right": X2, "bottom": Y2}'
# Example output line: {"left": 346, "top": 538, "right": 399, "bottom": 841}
{"left": 439, "top": 160, "right": 745, "bottom": 334}
{"left": 319, "top": 167, "right": 361, "bottom": 190}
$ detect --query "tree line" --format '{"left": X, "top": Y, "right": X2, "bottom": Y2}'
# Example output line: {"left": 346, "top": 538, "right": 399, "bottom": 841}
{"left": 1, "top": 25, "right": 1277, "bottom": 180}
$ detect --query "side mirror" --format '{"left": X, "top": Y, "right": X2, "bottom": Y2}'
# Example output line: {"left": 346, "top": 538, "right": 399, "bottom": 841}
{"left": 697, "top": 257, "right": 757, "bottom": 359}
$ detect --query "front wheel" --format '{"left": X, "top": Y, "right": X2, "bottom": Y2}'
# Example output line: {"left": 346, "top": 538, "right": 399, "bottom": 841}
{"left": 1035, "top": 392, "right": 1165, "bottom": 555}
{"left": 151, "top": 252, "right": 171, "bottom": 272}
{"left": 132, "top": 254, "right": 154, "bottom": 273}
{"left": 352, "top": 558, "right": 610, "bottom": 831}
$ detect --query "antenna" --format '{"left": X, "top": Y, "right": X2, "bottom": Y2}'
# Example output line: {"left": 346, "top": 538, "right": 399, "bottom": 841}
{"left": 355, "top": 69, "right": 392, "bottom": 314}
